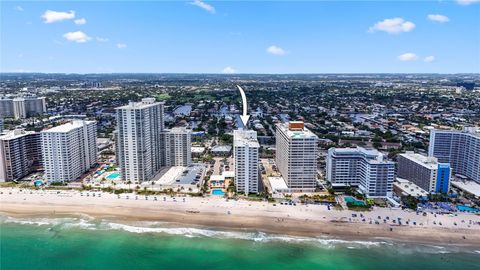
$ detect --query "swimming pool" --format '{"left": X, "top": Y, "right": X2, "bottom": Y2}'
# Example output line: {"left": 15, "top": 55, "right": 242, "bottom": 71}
{"left": 212, "top": 189, "right": 225, "bottom": 196}
{"left": 106, "top": 173, "right": 120, "bottom": 180}
{"left": 344, "top": 196, "right": 367, "bottom": 206}
{"left": 457, "top": 205, "right": 480, "bottom": 213}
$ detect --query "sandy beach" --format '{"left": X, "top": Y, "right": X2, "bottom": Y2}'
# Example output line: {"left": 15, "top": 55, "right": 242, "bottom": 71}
{"left": 1, "top": 187, "right": 480, "bottom": 246}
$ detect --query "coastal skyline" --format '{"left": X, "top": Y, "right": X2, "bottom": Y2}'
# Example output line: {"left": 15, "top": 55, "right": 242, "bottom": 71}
{"left": 1, "top": 0, "right": 479, "bottom": 74}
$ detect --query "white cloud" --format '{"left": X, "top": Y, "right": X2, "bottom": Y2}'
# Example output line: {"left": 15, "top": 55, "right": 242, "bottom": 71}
{"left": 369, "top": 18, "right": 415, "bottom": 34}
{"left": 117, "top": 43, "right": 127, "bottom": 49}
{"left": 74, "top": 18, "right": 87, "bottom": 25}
{"left": 41, "top": 10, "right": 75, "bottom": 23}
{"left": 63, "top": 31, "right": 91, "bottom": 43}
{"left": 15, "top": 6, "right": 24, "bottom": 12}
{"left": 266, "top": 45, "right": 287, "bottom": 56}
{"left": 424, "top": 56, "right": 436, "bottom": 62}
{"left": 190, "top": 0, "right": 215, "bottom": 14}
{"left": 456, "top": 0, "right": 480, "bottom": 5}
{"left": 222, "top": 67, "right": 237, "bottom": 74}
{"left": 96, "top": 37, "right": 109, "bottom": 42}
{"left": 398, "top": 53, "right": 419, "bottom": 61}
{"left": 427, "top": 14, "right": 450, "bottom": 23}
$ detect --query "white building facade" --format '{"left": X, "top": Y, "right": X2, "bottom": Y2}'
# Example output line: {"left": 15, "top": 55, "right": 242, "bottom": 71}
{"left": 234, "top": 129, "right": 260, "bottom": 194}
{"left": 163, "top": 127, "right": 192, "bottom": 167}
{"left": 326, "top": 147, "right": 395, "bottom": 198}
{"left": 429, "top": 128, "right": 480, "bottom": 183}
{"left": 115, "top": 98, "right": 165, "bottom": 183}
{"left": 275, "top": 122, "right": 318, "bottom": 192}
{"left": 41, "top": 121, "right": 97, "bottom": 182}
{"left": 397, "top": 152, "right": 451, "bottom": 193}
{"left": 0, "top": 97, "right": 46, "bottom": 119}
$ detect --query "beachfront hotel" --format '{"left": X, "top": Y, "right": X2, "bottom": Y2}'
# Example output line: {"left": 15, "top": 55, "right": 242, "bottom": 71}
{"left": 326, "top": 147, "right": 395, "bottom": 198}
{"left": 163, "top": 127, "right": 192, "bottom": 167}
{"left": 115, "top": 98, "right": 165, "bottom": 183}
{"left": 275, "top": 121, "right": 318, "bottom": 192}
{"left": 0, "top": 130, "right": 42, "bottom": 182}
{"left": 429, "top": 127, "right": 480, "bottom": 183}
{"left": 41, "top": 120, "right": 97, "bottom": 182}
{"left": 397, "top": 152, "right": 451, "bottom": 193}
{"left": 234, "top": 129, "right": 260, "bottom": 194}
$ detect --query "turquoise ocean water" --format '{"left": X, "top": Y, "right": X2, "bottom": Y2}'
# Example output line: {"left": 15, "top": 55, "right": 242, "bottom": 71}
{"left": 1, "top": 215, "right": 479, "bottom": 270}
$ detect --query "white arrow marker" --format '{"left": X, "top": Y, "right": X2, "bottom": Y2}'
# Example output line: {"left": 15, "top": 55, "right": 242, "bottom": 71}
{"left": 237, "top": 85, "right": 250, "bottom": 127}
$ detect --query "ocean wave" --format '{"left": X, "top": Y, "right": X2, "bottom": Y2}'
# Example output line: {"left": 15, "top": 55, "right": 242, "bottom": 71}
{"left": 1, "top": 215, "right": 97, "bottom": 230}
{"left": 0, "top": 215, "right": 476, "bottom": 253}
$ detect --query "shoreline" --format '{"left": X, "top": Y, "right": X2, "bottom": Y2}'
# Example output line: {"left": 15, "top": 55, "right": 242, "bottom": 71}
{"left": 1, "top": 188, "right": 480, "bottom": 247}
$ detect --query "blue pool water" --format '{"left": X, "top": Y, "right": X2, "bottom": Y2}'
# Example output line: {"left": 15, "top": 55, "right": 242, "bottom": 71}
{"left": 457, "top": 205, "right": 480, "bottom": 213}
{"left": 212, "top": 189, "right": 225, "bottom": 196}
{"left": 106, "top": 173, "right": 120, "bottom": 179}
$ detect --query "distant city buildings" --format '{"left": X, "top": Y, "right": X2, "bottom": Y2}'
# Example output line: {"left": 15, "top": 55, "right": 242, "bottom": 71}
{"left": 326, "top": 147, "right": 395, "bottom": 198}
{"left": 397, "top": 152, "right": 451, "bottom": 193}
{"left": 275, "top": 121, "right": 318, "bottom": 192}
{"left": 115, "top": 98, "right": 165, "bottom": 183}
{"left": 0, "top": 97, "right": 46, "bottom": 119}
{"left": 41, "top": 121, "right": 97, "bottom": 182}
{"left": 429, "top": 128, "right": 480, "bottom": 183}
{"left": 234, "top": 129, "right": 260, "bottom": 194}
{"left": 0, "top": 130, "right": 42, "bottom": 182}
{"left": 163, "top": 127, "right": 192, "bottom": 167}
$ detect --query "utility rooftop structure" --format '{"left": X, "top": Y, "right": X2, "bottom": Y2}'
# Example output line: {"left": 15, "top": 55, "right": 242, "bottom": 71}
{"left": 275, "top": 121, "right": 318, "bottom": 192}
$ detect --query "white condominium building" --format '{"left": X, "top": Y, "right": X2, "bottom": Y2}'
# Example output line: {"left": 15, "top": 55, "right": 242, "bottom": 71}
{"left": 397, "top": 152, "right": 451, "bottom": 193}
{"left": 115, "top": 98, "right": 164, "bottom": 183}
{"left": 41, "top": 120, "right": 97, "bottom": 182}
{"left": 163, "top": 127, "right": 192, "bottom": 167}
{"left": 275, "top": 121, "right": 318, "bottom": 192}
{"left": 429, "top": 127, "right": 480, "bottom": 183}
{"left": 0, "top": 130, "right": 42, "bottom": 182}
{"left": 326, "top": 147, "right": 395, "bottom": 198}
{"left": 0, "top": 97, "right": 46, "bottom": 119}
{"left": 234, "top": 129, "right": 260, "bottom": 194}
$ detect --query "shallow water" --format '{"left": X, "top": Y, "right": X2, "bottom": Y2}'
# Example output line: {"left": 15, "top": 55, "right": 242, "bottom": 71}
{"left": 1, "top": 215, "right": 479, "bottom": 270}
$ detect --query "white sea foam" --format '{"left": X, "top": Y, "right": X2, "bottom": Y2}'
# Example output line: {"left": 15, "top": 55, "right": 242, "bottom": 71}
{"left": 1, "top": 215, "right": 476, "bottom": 253}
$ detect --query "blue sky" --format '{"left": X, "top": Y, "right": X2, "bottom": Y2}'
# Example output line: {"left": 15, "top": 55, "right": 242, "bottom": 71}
{"left": 1, "top": 0, "right": 479, "bottom": 73}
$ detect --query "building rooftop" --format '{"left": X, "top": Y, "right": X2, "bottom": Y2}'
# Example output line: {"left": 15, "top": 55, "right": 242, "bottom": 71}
{"left": 0, "top": 129, "right": 36, "bottom": 140}
{"left": 166, "top": 127, "right": 191, "bottom": 134}
{"left": 191, "top": 146, "right": 206, "bottom": 153}
{"left": 432, "top": 127, "right": 480, "bottom": 138}
{"left": 211, "top": 145, "right": 232, "bottom": 152}
{"left": 42, "top": 120, "right": 95, "bottom": 133}
{"left": 115, "top": 98, "right": 164, "bottom": 110}
{"left": 394, "top": 178, "right": 429, "bottom": 197}
{"left": 277, "top": 122, "right": 318, "bottom": 139}
{"left": 329, "top": 147, "right": 391, "bottom": 164}
{"left": 233, "top": 129, "right": 260, "bottom": 148}
{"left": 269, "top": 176, "right": 289, "bottom": 191}
{"left": 398, "top": 152, "right": 442, "bottom": 169}
{"left": 451, "top": 180, "right": 480, "bottom": 197}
